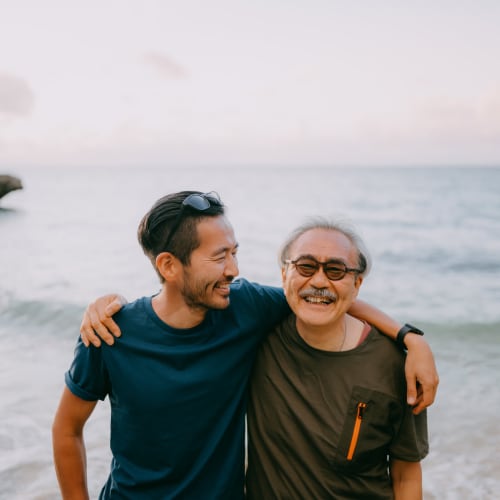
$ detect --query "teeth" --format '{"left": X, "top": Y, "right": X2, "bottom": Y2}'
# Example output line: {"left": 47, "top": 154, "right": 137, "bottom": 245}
{"left": 305, "top": 297, "right": 332, "bottom": 304}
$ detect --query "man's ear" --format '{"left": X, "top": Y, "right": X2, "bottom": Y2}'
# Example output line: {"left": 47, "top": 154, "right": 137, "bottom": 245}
{"left": 354, "top": 274, "right": 364, "bottom": 292}
{"left": 155, "top": 252, "right": 179, "bottom": 282}
{"left": 281, "top": 266, "right": 288, "bottom": 294}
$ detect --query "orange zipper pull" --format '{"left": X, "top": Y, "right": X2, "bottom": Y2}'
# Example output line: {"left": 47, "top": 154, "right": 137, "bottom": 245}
{"left": 346, "top": 402, "right": 367, "bottom": 460}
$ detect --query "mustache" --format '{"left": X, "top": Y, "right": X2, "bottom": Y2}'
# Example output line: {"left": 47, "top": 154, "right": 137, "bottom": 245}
{"left": 298, "top": 288, "right": 337, "bottom": 301}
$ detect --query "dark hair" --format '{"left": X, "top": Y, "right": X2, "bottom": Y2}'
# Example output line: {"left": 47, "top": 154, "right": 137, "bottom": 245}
{"left": 279, "top": 216, "right": 371, "bottom": 277}
{"left": 137, "top": 191, "right": 225, "bottom": 280}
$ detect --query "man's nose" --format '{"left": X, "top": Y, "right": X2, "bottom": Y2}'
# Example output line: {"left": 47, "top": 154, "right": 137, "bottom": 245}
{"left": 308, "top": 266, "right": 330, "bottom": 285}
{"left": 224, "top": 254, "right": 239, "bottom": 278}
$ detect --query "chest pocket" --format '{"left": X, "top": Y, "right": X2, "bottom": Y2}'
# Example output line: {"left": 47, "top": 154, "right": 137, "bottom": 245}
{"left": 332, "top": 385, "right": 403, "bottom": 472}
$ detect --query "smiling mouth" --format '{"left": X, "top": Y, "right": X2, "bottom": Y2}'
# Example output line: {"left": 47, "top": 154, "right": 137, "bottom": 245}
{"left": 303, "top": 296, "right": 335, "bottom": 305}
{"left": 299, "top": 288, "right": 337, "bottom": 305}
{"left": 214, "top": 282, "right": 232, "bottom": 295}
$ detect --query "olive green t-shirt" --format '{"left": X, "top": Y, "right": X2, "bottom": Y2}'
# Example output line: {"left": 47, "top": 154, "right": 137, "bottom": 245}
{"left": 246, "top": 314, "right": 428, "bottom": 499}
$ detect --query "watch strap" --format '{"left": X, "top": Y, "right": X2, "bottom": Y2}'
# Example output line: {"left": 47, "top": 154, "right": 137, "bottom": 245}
{"left": 396, "top": 323, "right": 424, "bottom": 350}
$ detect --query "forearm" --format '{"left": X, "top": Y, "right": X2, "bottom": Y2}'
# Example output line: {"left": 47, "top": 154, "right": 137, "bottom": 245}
{"left": 393, "top": 479, "right": 422, "bottom": 500}
{"left": 349, "top": 300, "right": 439, "bottom": 413}
{"left": 391, "top": 459, "right": 422, "bottom": 500}
{"left": 348, "top": 299, "right": 401, "bottom": 339}
{"left": 52, "top": 432, "right": 89, "bottom": 500}
{"left": 52, "top": 388, "right": 96, "bottom": 500}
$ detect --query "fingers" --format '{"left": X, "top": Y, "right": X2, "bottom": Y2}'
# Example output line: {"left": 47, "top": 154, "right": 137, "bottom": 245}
{"left": 405, "top": 372, "right": 418, "bottom": 408}
{"left": 407, "top": 374, "right": 439, "bottom": 415}
{"left": 79, "top": 303, "right": 103, "bottom": 347}
{"left": 412, "top": 375, "right": 439, "bottom": 415}
{"left": 87, "top": 302, "right": 117, "bottom": 346}
{"left": 403, "top": 335, "right": 439, "bottom": 414}
{"left": 100, "top": 299, "right": 125, "bottom": 338}
{"left": 104, "top": 297, "right": 126, "bottom": 321}
{"left": 410, "top": 385, "right": 425, "bottom": 415}
{"left": 78, "top": 295, "right": 126, "bottom": 347}
{"left": 100, "top": 316, "right": 121, "bottom": 341}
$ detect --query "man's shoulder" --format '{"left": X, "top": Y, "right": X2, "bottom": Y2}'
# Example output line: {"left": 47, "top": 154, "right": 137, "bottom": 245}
{"left": 366, "top": 325, "right": 405, "bottom": 359}
{"left": 113, "top": 296, "right": 150, "bottom": 324}
{"left": 120, "top": 296, "right": 148, "bottom": 311}
{"left": 229, "top": 278, "right": 284, "bottom": 301}
{"left": 226, "top": 279, "right": 289, "bottom": 327}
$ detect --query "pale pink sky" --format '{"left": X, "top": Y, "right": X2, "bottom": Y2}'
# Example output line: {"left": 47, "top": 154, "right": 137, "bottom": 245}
{"left": 1, "top": 0, "right": 499, "bottom": 167}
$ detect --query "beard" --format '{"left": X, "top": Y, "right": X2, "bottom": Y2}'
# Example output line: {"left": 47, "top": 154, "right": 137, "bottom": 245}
{"left": 181, "top": 268, "right": 231, "bottom": 312}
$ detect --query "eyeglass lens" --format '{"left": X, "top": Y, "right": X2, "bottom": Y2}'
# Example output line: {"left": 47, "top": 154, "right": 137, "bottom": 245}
{"left": 293, "top": 258, "right": 349, "bottom": 280}
{"left": 183, "top": 191, "right": 221, "bottom": 210}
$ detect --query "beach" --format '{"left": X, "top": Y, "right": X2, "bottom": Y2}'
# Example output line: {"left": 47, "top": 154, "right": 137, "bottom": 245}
{"left": 1, "top": 165, "right": 499, "bottom": 499}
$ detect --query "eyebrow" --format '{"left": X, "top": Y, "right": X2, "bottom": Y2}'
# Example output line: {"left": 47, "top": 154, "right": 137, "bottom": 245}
{"left": 296, "top": 254, "right": 347, "bottom": 265}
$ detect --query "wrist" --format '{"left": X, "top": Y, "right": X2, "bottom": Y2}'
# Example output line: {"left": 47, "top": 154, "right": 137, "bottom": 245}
{"left": 396, "top": 323, "right": 425, "bottom": 350}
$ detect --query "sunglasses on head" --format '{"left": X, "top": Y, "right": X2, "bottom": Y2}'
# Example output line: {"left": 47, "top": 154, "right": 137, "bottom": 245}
{"left": 285, "top": 256, "right": 362, "bottom": 281}
{"left": 162, "top": 191, "right": 222, "bottom": 252}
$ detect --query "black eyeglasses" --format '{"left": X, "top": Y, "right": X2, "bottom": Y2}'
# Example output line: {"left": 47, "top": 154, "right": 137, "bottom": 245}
{"left": 285, "top": 256, "right": 362, "bottom": 281}
{"left": 162, "top": 191, "right": 222, "bottom": 251}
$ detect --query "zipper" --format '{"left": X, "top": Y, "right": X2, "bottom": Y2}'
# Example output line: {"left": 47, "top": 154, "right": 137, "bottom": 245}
{"left": 346, "top": 402, "right": 367, "bottom": 460}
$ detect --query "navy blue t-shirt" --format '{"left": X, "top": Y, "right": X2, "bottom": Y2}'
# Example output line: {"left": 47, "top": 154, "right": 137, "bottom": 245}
{"left": 65, "top": 279, "right": 288, "bottom": 499}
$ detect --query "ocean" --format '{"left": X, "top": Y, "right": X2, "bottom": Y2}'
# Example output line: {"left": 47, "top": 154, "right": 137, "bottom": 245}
{"left": 0, "top": 166, "right": 499, "bottom": 499}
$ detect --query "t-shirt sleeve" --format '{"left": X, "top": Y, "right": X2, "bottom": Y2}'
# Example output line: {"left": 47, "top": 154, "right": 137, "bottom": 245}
{"left": 390, "top": 407, "right": 429, "bottom": 462}
{"left": 64, "top": 336, "right": 111, "bottom": 402}
{"left": 245, "top": 281, "right": 290, "bottom": 332}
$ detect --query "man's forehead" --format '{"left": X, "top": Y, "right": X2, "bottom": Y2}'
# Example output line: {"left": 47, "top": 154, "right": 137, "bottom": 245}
{"left": 197, "top": 215, "right": 237, "bottom": 243}
{"left": 290, "top": 228, "right": 354, "bottom": 259}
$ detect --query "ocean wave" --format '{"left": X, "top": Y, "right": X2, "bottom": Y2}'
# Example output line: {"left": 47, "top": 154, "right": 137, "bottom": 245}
{"left": 415, "top": 321, "right": 500, "bottom": 345}
{"left": 0, "top": 293, "right": 85, "bottom": 337}
{"left": 1, "top": 291, "right": 498, "bottom": 341}
{"left": 377, "top": 249, "right": 500, "bottom": 273}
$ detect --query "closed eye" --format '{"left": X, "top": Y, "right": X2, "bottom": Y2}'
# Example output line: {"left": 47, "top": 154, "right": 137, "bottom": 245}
{"left": 325, "top": 266, "right": 344, "bottom": 273}
{"left": 296, "top": 264, "right": 317, "bottom": 274}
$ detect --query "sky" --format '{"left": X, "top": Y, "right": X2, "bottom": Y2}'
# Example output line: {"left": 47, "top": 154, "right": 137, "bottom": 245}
{"left": 1, "top": 0, "right": 499, "bottom": 168}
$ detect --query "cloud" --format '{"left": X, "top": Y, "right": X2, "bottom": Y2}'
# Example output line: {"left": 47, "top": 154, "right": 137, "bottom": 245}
{"left": 415, "top": 86, "right": 500, "bottom": 144}
{"left": 141, "top": 51, "right": 189, "bottom": 80}
{"left": 0, "top": 73, "right": 35, "bottom": 116}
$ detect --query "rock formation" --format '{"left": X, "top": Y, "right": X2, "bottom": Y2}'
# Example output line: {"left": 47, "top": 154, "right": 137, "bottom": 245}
{"left": 0, "top": 175, "right": 23, "bottom": 201}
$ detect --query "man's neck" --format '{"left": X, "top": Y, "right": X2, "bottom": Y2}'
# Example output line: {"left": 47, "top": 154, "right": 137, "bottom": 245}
{"left": 296, "top": 314, "right": 364, "bottom": 352}
{"left": 152, "top": 288, "right": 207, "bottom": 329}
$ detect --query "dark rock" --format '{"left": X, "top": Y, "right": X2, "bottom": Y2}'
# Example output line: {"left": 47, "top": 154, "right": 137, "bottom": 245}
{"left": 0, "top": 175, "right": 23, "bottom": 201}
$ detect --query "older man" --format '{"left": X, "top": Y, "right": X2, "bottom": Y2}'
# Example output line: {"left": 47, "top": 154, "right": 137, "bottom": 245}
{"left": 56, "top": 191, "right": 437, "bottom": 499}
{"left": 246, "top": 218, "right": 428, "bottom": 499}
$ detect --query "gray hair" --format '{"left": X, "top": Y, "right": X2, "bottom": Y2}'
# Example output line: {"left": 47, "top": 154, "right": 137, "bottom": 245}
{"left": 279, "top": 216, "right": 372, "bottom": 277}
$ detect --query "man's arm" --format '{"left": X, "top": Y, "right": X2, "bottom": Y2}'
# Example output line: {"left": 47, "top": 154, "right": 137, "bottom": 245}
{"left": 52, "top": 387, "right": 98, "bottom": 500}
{"left": 80, "top": 294, "right": 128, "bottom": 347}
{"left": 390, "top": 459, "right": 423, "bottom": 500}
{"left": 348, "top": 299, "right": 439, "bottom": 415}
{"left": 80, "top": 295, "right": 438, "bottom": 413}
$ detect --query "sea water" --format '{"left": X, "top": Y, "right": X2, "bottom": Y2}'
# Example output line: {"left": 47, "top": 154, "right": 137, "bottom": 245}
{"left": 0, "top": 166, "right": 499, "bottom": 499}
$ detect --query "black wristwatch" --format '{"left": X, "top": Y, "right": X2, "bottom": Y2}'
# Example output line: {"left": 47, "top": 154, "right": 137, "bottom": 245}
{"left": 396, "top": 323, "right": 424, "bottom": 350}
